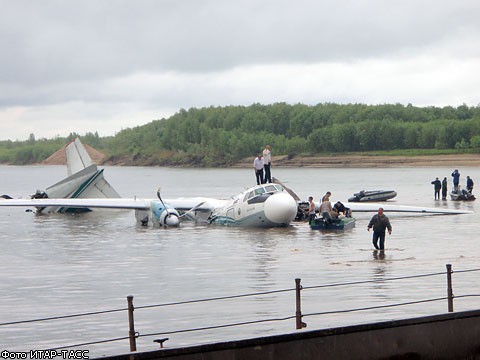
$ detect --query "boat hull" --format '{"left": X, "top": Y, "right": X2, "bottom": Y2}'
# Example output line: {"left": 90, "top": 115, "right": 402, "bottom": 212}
{"left": 450, "top": 190, "right": 475, "bottom": 201}
{"left": 310, "top": 217, "right": 356, "bottom": 231}
{"left": 348, "top": 190, "right": 397, "bottom": 202}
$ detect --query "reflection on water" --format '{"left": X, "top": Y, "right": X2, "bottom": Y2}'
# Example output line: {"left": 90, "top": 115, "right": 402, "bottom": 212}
{"left": 1, "top": 165, "right": 480, "bottom": 356}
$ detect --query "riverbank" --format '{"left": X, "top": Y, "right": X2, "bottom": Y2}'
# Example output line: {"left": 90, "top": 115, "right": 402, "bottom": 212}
{"left": 233, "top": 154, "right": 480, "bottom": 168}
{"left": 39, "top": 149, "right": 480, "bottom": 168}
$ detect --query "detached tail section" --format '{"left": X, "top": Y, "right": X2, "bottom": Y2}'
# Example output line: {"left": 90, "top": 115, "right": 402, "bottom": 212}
{"left": 66, "top": 138, "right": 94, "bottom": 176}
{"left": 40, "top": 138, "right": 120, "bottom": 213}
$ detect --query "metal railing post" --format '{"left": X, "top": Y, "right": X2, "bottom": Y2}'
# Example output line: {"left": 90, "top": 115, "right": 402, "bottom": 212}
{"left": 295, "top": 278, "right": 306, "bottom": 329}
{"left": 446, "top": 264, "right": 454, "bottom": 312}
{"left": 127, "top": 295, "right": 137, "bottom": 351}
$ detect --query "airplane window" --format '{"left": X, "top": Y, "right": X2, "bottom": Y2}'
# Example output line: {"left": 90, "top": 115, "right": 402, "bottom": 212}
{"left": 274, "top": 184, "right": 284, "bottom": 191}
{"left": 265, "top": 185, "right": 277, "bottom": 193}
{"left": 254, "top": 187, "right": 266, "bottom": 196}
{"left": 245, "top": 191, "right": 254, "bottom": 202}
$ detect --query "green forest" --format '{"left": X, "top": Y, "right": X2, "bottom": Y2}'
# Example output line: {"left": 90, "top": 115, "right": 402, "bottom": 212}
{"left": 1, "top": 103, "right": 480, "bottom": 166}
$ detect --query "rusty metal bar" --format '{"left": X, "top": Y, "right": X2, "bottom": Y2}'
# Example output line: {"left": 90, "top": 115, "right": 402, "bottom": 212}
{"left": 295, "top": 278, "right": 306, "bottom": 329}
{"left": 127, "top": 295, "right": 137, "bottom": 351}
{"left": 446, "top": 264, "right": 454, "bottom": 312}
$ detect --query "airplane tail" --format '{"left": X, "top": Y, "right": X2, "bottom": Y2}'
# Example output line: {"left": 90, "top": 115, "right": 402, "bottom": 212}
{"left": 66, "top": 138, "right": 94, "bottom": 176}
{"left": 39, "top": 138, "right": 120, "bottom": 213}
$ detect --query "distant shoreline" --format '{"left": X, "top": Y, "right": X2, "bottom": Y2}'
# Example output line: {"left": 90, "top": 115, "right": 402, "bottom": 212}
{"left": 233, "top": 154, "right": 480, "bottom": 168}
{"left": 36, "top": 152, "right": 480, "bottom": 168}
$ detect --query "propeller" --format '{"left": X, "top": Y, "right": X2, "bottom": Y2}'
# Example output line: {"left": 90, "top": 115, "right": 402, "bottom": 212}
{"left": 156, "top": 187, "right": 179, "bottom": 226}
{"left": 180, "top": 201, "right": 206, "bottom": 218}
{"left": 156, "top": 187, "right": 166, "bottom": 206}
{"left": 272, "top": 177, "right": 301, "bottom": 201}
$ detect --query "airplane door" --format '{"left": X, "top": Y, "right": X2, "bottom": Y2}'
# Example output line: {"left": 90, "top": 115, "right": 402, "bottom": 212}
{"left": 226, "top": 207, "right": 235, "bottom": 220}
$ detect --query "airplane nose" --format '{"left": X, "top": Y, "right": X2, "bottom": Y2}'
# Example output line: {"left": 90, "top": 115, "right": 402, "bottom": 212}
{"left": 264, "top": 192, "right": 298, "bottom": 225}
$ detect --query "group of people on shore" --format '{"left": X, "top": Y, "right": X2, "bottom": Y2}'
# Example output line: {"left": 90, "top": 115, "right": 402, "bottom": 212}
{"left": 431, "top": 169, "right": 474, "bottom": 200}
{"left": 253, "top": 145, "right": 272, "bottom": 185}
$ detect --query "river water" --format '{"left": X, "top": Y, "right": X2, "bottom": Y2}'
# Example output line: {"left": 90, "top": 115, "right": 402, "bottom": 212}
{"left": 1, "top": 165, "right": 479, "bottom": 357}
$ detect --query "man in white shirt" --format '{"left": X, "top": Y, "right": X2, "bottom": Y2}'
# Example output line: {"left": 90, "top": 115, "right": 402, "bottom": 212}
{"left": 262, "top": 145, "right": 272, "bottom": 183}
{"left": 253, "top": 154, "right": 264, "bottom": 185}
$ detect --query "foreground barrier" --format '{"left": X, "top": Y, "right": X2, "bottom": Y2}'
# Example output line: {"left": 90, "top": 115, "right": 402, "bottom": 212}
{"left": 100, "top": 309, "right": 480, "bottom": 360}
{"left": 1, "top": 263, "right": 478, "bottom": 354}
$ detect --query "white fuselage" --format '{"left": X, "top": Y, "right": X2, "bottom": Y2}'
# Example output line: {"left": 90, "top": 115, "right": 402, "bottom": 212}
{"left": 207, "top": 183, "right": 298, "bottom": 227}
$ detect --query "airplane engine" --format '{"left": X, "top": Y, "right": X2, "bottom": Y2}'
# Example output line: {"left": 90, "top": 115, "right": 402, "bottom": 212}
{"left": 151, "top": 201, "right": 180, "bottom": 227}
{"left": 159, "top": 209, "right": 180, "bottom": 227}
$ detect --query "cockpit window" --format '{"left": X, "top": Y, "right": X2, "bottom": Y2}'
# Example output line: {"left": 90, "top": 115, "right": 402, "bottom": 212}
{"left": 254, "top": 187, "right": 266, "bottom": 196}
{"left": 274, "top": 184, "right": 284, "bottom": 191}
{"left": 265, "top": 185, "right": 277, "bottom": 193}
{"left": 244, "top": 190, "right": 255, "bottom": 202}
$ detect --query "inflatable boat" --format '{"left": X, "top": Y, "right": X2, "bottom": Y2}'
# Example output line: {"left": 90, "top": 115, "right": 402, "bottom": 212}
{"left": 450, "top": 189, "right": 475, "bottom": 201}
{"left": 348, "top": 190, "right": 397, "bottom": 202}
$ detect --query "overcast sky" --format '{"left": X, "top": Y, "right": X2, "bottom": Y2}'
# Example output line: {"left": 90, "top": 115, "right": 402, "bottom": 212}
{"left": 0, "top": 0, "right": 479, "bottom": 141}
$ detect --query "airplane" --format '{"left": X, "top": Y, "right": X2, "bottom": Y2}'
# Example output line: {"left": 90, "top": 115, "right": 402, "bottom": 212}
{"left": 0, "top": 142, "right": 471, "bottom": 228}
{"left": 0, "top": 183, "right": 299, "bottom": 228}
{"left": 1, "top": 139, "right": 298, "bottom": 228}
{"left": 0, "top": 178, "right": 472, "bottom": 230}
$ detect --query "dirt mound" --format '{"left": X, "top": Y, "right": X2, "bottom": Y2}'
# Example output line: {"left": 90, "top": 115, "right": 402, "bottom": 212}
{"left": 42, "top": 144, "right": 106, "bottom": 165}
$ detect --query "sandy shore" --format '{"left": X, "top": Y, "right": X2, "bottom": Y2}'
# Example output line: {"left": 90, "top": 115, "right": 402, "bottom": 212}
{"left": 234, "top": 154, "right": 480, "bottom": 168}
{"left": 39, "top": 147, "right": 480, "bottom": 168}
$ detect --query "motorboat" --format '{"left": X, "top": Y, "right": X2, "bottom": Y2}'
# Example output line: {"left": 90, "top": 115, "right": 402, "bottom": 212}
{"left": 348, "top": 190, "right": 397, "bottom": 202}
{"left": 310, "top": 216, "right": 356, "bottom": 231}
{"left": 450, "top": 189, "right": 475, "bottom": 201}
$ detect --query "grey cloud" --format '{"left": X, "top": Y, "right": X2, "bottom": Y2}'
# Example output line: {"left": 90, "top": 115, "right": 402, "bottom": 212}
{"left": 2, "top": 0, "right": 479, "bottom": 85}
{"left": 1, "top": 0, "right": 480, "bottom": 140}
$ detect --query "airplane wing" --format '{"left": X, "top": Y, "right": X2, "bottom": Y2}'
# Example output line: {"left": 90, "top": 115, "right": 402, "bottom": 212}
{"left": 0, "top": 197, "right": 226, "bottom": 213}
{"left": 165, "top": 197, "right": 227, "bottom": 212}
{"left": 345, "top": 202, "right": 473, "bottom": 215}
{"left": 0, "top": 198, "right": 153, "bottom": 210}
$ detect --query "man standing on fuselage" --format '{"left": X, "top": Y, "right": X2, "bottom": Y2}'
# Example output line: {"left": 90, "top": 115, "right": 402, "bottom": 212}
{"left": 253, "top": 154, "right": 264, "bottom": 185}
{"left": 262, "top": 145, "right": 272, "bottom": 183}
{"left": 367, "top": 207, "right": 392, "bottom": 251}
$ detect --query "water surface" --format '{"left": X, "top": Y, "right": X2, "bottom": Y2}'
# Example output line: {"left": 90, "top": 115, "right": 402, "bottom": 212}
{"left": 1, "top": 165, "right": 479, "bottom": 357}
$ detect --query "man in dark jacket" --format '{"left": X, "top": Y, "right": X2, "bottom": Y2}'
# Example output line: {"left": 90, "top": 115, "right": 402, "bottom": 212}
{"left": 467, "top": 176, "right": 474, "bottom": 193}
{"left": 441, "top": 177, "right": 448, "bottom": 200}
{"left": 431, "top": 177, "right": 441, "bottom": 200}
{"left": 367, "top": 207, "right": 392, "bottom": 250}
{"left": 451, "top": 169, "right": 460, "bottom": 192}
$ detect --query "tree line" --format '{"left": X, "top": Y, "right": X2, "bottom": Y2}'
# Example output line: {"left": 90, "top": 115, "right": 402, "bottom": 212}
{"left": 2, "top": 103, "right": 480, "bottom": 166}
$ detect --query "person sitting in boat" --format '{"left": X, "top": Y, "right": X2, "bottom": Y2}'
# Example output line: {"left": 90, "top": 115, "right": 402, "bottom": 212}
{"left": 466, "top": 176, "right": 474, "bottom": 193}
{"left": 319, "top": 195, "right": 337, "bottom": 222}
{"left": 334, "top": 201, "right": 352, "bottom": 217}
